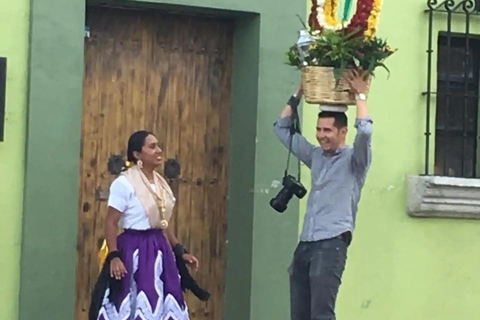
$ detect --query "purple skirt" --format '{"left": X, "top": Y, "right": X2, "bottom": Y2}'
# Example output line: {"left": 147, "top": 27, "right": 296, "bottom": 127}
{"left": 98, "top": 229, "right": 189, "bottom": 320}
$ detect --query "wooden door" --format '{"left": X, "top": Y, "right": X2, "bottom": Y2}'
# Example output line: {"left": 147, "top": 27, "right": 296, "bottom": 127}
{"left": 76, "top": 7, "right": 233, "bottom": 320}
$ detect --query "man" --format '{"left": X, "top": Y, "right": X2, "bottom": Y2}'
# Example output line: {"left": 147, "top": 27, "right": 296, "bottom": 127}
{"left": 273, "top": 70, "right": 372, "bottom": 320}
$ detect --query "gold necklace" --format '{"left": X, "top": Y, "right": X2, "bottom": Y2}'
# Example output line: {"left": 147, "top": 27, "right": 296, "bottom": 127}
{"left": 138, "top": 167, "right": 169, "bottom": 229}
{"left": 155, "top": 188, "right": 169, "bottom": 229}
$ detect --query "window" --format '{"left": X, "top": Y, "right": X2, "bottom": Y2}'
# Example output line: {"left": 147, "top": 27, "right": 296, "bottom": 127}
{"left": 407, "top": 0, "right": 480, "bottom": 219}
{"left": 434, "top": 34, "right": 480, "bottom": 178}
{"left": 424, "top": 1, "right": 480, "bottom": 178}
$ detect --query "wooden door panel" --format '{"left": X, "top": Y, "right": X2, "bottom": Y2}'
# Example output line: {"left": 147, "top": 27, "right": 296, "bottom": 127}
{"left": 76, "top": 7, "right": 233, "bottom": 320}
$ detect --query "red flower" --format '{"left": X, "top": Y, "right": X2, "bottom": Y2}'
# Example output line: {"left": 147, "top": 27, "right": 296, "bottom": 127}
{"left": 346, "top": 0, "right": 374, "bottom": 36}
{"left": 308, "top": 0, "right": 322, "bottom": 31}
{"left": 307, "top": 0, "right": 374, "bottom": 35}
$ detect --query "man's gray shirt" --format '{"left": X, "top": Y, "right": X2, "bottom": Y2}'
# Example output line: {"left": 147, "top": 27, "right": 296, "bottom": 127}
{"left": 273, "top": 116, "right": 373, "bottom": 242}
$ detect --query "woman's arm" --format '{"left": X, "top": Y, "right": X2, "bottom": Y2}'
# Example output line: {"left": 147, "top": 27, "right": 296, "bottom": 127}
{"left": 164, "top": 226, "right": 179, "bottom": 247}
{"left": 105, "top": 207, "right": 121, "bottom": 252}
{"left": 105, "top": 207, "right": 127, "bottom": 279}
{"left": 165, "top": 226, "right": 199, "bottom": 271}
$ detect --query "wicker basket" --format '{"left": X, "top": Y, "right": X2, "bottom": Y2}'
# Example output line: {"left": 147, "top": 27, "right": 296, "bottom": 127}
{"left": 301, "top": 66, "right": 359, "bottom": 105}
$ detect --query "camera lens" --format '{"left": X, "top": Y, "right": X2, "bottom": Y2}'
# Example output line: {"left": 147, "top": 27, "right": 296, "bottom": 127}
{"left": 270, "top": 198, "right": 287, "bottom": 213}
{"left": 270, "top": 188, "right": 294, "bottom": 213}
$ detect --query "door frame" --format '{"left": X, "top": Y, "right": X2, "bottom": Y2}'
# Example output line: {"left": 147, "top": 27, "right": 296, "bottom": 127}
{"left": 19, "top": 1, "right": 305, "bottom": 320}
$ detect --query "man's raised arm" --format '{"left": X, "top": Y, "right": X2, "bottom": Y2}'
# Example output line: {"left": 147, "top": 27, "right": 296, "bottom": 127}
{"left": 347, "top": 70, "right": 373, "bottom": 175}
{"left": 273, "top": 85, "right": 316, "bottom": 168}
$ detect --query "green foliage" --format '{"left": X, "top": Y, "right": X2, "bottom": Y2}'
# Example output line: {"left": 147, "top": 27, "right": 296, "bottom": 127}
{"left": 286, "top": 28, "right": 396, "bottom": 83}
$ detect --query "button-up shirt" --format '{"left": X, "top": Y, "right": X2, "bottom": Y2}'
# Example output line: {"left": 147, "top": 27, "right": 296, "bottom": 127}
{"left": 273, "top": 116, "right": 373, "bottom": 242}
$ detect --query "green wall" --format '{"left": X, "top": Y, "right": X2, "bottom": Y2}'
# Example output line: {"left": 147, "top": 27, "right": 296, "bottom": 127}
{"left": 20, "top": 1, "right": 305, "bottom": 320}
{"left": 300, "top": 0, "right": 480, "bottom": 319}
{"left": 21, "top": 0, "right": 480, "bottom": 319}
{"left": 19, "top": 1, "right": 86, "bottom": 319}
{"left": 0, "top": 1, "right": 29, "bottom": 320}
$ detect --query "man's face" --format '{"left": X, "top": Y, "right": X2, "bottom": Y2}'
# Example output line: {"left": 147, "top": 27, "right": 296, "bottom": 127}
{"left": 316, "top": 117, "right": 347, "bottom": 153}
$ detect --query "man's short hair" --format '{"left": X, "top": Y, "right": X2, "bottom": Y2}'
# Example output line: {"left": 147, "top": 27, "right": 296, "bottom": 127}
{"left": 318, "top": 111, "right": 348, "bottom": 129}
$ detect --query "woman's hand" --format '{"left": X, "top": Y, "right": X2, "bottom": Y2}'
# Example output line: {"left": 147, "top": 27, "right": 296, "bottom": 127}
{"left": 110, "top": 257, "right": 127, "bottom": 280}
{"left": 182, "top": 253, "right": 199, "bottom": 272}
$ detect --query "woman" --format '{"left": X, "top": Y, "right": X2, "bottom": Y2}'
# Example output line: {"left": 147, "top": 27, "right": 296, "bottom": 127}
{"left": 94, "top": 130, "right": 198, "bottom": 320}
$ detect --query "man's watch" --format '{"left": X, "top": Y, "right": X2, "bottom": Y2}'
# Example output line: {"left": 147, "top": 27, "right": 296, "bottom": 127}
{"left": 355, "top": 93, "right": 367, "bottom": 101}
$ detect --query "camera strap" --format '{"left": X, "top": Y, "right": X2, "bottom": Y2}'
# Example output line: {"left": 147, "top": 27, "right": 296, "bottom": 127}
{"left": 284, "top": 105, "right": 302, "bottom": 182}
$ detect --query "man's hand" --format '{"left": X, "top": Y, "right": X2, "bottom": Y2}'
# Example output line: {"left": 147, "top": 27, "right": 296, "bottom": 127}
{"left": 345, "top": 69, "right": 370, "bottom": 95}
{"left": 281, "top": 82, "right": 303, "bottom": 118}
{"left": 345, "top": 69, "right": 370, "bottom": 119}
{"left": 295, "top": 82, "right": 303, "bottom": 98}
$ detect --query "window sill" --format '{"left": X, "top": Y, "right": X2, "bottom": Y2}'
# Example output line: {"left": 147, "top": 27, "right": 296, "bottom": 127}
{"left": 407, "top": 175, "right": 480, "bottom": 219}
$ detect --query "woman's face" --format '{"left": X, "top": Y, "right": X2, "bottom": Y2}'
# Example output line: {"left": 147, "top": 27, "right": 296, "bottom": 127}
{"left": 135, "top": 134, "right": 162, "bottom": 168}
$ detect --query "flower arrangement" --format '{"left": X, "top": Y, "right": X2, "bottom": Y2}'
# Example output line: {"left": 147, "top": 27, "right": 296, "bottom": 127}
{"left": 287, "top": 0, "right": 396, "bottom": 88}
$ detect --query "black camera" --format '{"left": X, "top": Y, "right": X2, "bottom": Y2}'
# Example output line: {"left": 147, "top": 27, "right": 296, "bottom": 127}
{"left": 270, "top": 175, "right": 307, "bottom": 213}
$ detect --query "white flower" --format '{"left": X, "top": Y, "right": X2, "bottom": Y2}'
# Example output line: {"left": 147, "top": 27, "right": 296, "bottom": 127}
{"left": 314, "top": 2, "right": 343, "bottom": 30}
{"left": 316, "top": 8, "right": 326, "bottom": 26}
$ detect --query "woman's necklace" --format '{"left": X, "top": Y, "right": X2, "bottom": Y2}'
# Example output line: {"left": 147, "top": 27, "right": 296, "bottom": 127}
{"left": 138, "top": 166, "right": 169, "bottom": 229}
{"left": 155, "top": 188, "right": 169, "bottom": 229}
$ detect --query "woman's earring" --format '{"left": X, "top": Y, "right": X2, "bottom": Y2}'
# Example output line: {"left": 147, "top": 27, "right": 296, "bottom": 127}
{"left": 137, "top": 160, "right": 143, "bottom": 168}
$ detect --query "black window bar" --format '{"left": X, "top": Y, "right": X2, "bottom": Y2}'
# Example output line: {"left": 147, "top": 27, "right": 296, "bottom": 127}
{"left": 0, "top": 57, "right": 6, "bottom": 142}
{"left": 424, "top": 0, "right": 480, "bottom": 178}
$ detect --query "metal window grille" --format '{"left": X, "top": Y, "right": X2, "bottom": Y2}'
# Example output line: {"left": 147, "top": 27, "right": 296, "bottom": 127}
{"left": 424, "top": 0, "right": 480, "bottom": 178}
{"left": 0, "top": 57, "right": 6, "bottom": 142}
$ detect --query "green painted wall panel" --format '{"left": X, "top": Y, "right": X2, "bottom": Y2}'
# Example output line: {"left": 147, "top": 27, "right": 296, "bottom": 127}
{"left": 22, "top": 0, "right": 305, "bottom": 320}
{"left": 249, "top": 9, "right": 306, "bottom": 319}
{"left": 19, "top": 0, "right": 85, "bottom": 319}
{"left": 223, "top": 15, "right": 259, "bottom": 320}
{"left": 300, "top": 1, "right": 480, "bottom": 319}
{"left": 0, "top": 0, "right": 30, "bottom": 319}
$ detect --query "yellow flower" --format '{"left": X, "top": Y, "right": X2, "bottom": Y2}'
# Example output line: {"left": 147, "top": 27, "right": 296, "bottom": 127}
{"left": 331, "top": 0, "right": 340, "bottom": 26}
{"left": 324, "top": 0, "right": 339, "bottom": 27}
{"left": 365, "top": 0, "right": 382, "bottom": 38}
{"left": 324, "top": 0, "right": 332, "bottom": 25}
